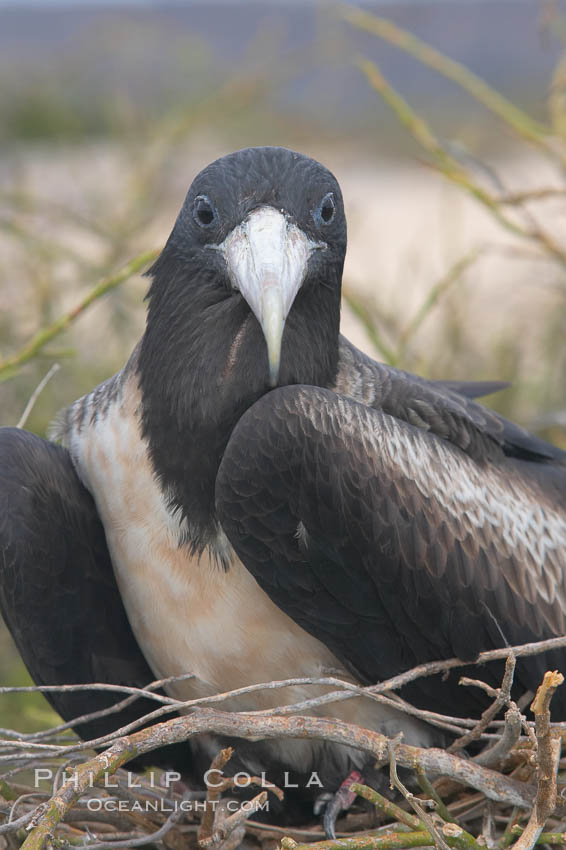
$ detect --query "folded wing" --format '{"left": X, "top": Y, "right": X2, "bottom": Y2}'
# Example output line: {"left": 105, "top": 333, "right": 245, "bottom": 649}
{"left": 216, "top": 382, "right": 566, "bottom": 717}
{"left": 0, "top": 428, "right": 188, "bottom": 766}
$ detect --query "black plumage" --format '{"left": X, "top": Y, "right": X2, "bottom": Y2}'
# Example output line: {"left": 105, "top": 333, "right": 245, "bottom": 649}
{"left": 0, "top": 428, "right": 190, "bottom": 769}
{"left": 1, "top": 146, "right": 566, "bottom": 819}
{"left": 137, "top": 148, "right": 343, "bottom": 557}
{"left": 216, "top": 373, "right": 566, "bottom": 716}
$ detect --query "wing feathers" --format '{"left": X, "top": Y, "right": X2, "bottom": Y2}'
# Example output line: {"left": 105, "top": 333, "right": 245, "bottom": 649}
{"left": 335, "top": 337, "right": 566, "bottom": 465}
{"left": 0, "top": 428, "right": 188, "bottom": 770}
{"left": 217, "top": 385, "right": 566, "bottom": 714}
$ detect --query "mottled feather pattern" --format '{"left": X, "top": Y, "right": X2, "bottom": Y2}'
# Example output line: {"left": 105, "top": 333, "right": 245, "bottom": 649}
{"left": 217, "top": 384, "right": 566, "bottom": 714}
{"left": 334, "top": 337, "right": 566, "bottom": 464}
{"left": 50, "top": 346, "right": 138, "bottom": 448}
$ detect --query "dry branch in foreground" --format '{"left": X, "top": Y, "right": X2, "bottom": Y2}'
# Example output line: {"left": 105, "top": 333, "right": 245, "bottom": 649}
{"left": 0, "top": 640, "right": 564, "bottom": 850}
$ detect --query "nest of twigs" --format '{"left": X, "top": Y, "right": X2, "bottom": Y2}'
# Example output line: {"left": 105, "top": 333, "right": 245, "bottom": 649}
{"left": 1, "top": 637, "right": 566, "bottom": 850}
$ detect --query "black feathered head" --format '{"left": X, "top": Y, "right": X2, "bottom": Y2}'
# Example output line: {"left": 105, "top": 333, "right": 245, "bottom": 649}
{"left": 139, "top": 148, "right": 348, "bottom": 542}
{"left": 143, "top": 147, "right": 346, "bottom": 402}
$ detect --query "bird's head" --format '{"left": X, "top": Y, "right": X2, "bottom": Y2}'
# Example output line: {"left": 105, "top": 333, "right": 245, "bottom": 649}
{"left": 139, "top": 147, "right": 346, "bottom": 542}
{"left": 141, "top": 147, "right": 346, "bottom": 418}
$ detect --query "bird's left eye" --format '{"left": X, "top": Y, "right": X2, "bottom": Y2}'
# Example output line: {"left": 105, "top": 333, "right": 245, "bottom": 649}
{"left": 313, "top": 193, "right": 335, "bottom": 227}
{"left": 193, "top": 195, "right": 217, "bottom": 228}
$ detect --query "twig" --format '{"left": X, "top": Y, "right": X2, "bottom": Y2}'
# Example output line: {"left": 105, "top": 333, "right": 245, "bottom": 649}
{"left": 198, "top": 747, "right": 234, "bottom": 846}
{"left": 340, "top": 5, "right": 555, "bottom": 155}
{"left": 0, "top": 682, "right": 182, "bottom": 706}
{"left": 351, "top": 55, "right": 566, "bottom": 269}
{"left": 508, "top": 828, "right": 566, "bottom": 846}
{"left": 8, "top": 674, "right": 196, "bottom": 744}
{"left": 511, "top": 671, "right": 564, "bottom": 850}
{"left": 396, "top": 249, "right": 483, "bottom": 363}
{"left": 342, "top": 288, "right": 398, "bottom": 365}
{"left": 351, "top": 783, "right": 421, "bottom": 830}
{"left": 259, "top": 686, "right": 470, "bottom": 736}
{"left": 415, "top": 769, "right": 456, "bottom": 824}
{"left": 16, "top": 363, "right": 60, "bottom": 428}
{"left": 449, "top": 657, "right": 517, "bottom": 753}
{"left": 0, "top": 809, "right": 39, "bottom": 836}
{"left": 3, "top": 636, "right": 564, "bottom": 750}
{"left": 0, "top": 249, "right": 159, "bottom": 380}
{"left": 281, "top": 831, "right": 438, "bottom": 850}
{"left": 498, "top": 189, "right": 566, "bottom": 204}
{"left": 498, "top": 808, "right": 522, "bottom": 849}
{"left": 475, "top": 707, "right": 523, "bottom": 768}
{"left": 6, "top": 794, "right": 48, "bottom": 834}
{"left": 481, "top": 800, "right": 496, "bottom": 850}
{"left": 18, "top": 707, "right": 539, "bottom": 850}
{"left": 285, "top": 823, "right": 497, "bottom": 850}
{"left": 202, "top": 792, "right": 267, "bottom": 850}
{"left": 5, "top": 637, "right": 566, "bottom": 765}
{"left": 64, "top": 793, "right": 190, "bottom": 850}
{"left": 387, "top": 738, "right": 451, "bottom": 850}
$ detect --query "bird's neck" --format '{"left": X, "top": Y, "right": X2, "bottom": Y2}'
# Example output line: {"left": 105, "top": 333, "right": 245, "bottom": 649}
{"left": 137, "top": 274, "right": 341, "bottom": 561}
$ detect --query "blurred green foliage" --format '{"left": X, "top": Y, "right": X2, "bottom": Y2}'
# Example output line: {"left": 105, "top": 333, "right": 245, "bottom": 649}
{"left": 0, "top": 629, "right": 59, "bottom": 733}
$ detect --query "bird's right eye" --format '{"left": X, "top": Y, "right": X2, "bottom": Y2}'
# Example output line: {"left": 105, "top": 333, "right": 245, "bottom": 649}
{"left": 193, "top": 195, "right": 216, "bottom": 228}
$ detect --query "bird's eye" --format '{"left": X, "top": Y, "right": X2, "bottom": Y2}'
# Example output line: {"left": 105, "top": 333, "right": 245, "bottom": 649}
{"left": 313, "top": 192, "right": 335, "bottom": 227}
{"left": 193, "top": 195, "right": 216, "bottom": 228}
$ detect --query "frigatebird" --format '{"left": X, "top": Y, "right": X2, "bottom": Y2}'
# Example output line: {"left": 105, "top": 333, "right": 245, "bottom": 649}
{"left": 1, "top": 146, "right": 566, "bottom": 830}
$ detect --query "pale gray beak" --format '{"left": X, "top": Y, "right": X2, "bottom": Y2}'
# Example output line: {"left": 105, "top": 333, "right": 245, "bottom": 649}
{"left": 216, "top": 206, "right": 324, "bottom": 386}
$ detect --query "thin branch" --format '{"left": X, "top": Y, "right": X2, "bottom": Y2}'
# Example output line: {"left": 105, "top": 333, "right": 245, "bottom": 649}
{"left": 65, "top": 793, "right": 191, "bottom": 850}
{"left": 511, "top": 671, "right": 564, "bottom": 850}
{"left": 282, "top": 831, "right": 480, "bottom": 850}
{"left": 415, "top": 768, "right": 457, "bottom": 824}
{"left": 449, "top": 656, "right": 517, "bottom": 752}
{"left": 0, "top": 249, "right": 159, "bottom": 380}
{"left": 0, "top": 809, "right": 39, "bottom": 836}
{"left": 474, "top": 707, "right": 523, "bottom": 768}
{"left": 7, "top": 674, "right": 196, "bottom": 744}
{"left": 198, "top": 747, "right": 234, "bottom": 846}
{"left": 4, "top": 635, "right": 564, "bottom": 738}
{"left": 498, "top": 807, "right": 522, "bottom": 849}
{"left": 201, "top": 792, "right": 268, "bottom": 850}
{"left": 387, "top": 738, "right": 451, "bottom": 850}
{"left": 342, "top": 287, "right": 398, "bottom": 365}
{"left": 498, "top": 189, "right": 566, "bottom": 204}
{"left": 283, "top": 830, "right": 566, "bottom": 850}
{"left": 3, "top": 637, "right": 565, "bottom": 764}
{"left": 352, "top": 55, "right": 566, "bottom": 270}
{"left": 397, "top": 249, "right": 483, "bottom": 362}
{"left": 340, "top": 5, "right": 555, "bottom": 155}
{"left": 16, "top": 363, "right": 60, "bottom": 428}
{"left": 18, "top": 707, "right": 538, "bottom": 850}
{"left": 351, "top": 782, "right": 421, "bottom": 831}
{"left": 0, "top": 681, "right": 182, "bottom": 707}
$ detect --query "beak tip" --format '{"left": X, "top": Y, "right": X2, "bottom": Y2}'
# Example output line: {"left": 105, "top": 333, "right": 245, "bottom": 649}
{"left": 268, "top": 362, "right": 280, "bottom": 388}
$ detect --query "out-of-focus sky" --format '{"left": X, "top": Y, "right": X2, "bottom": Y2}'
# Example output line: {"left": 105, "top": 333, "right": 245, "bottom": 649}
{"left": 0, "top": 0, "right": 561, "bottom": 150}
{"left": 0, "top": 0, "right": 529, "bottom": 4}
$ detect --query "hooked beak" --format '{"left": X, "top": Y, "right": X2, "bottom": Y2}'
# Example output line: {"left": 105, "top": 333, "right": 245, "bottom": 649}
{"left": 217, "top": 206, "right": 324, "bottom": 386}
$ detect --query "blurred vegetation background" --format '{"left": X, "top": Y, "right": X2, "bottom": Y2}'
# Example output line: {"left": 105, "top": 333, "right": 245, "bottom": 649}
{"left": 1, "top": 0, "right": 566, "bottom": 732}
